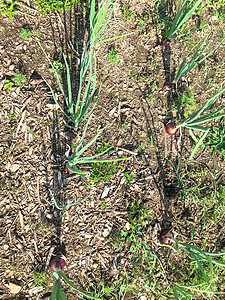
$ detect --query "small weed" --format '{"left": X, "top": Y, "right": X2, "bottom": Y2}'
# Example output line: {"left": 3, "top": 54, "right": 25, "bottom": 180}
{"left": 49, "top": 60, "right": 65, "bottom": 77}
{"left": 20, "top": 28, "right": 32, "bottom": 40}
{"left": 89, "top": 143, "right": 117, "bottom": 185}
{"left": 28, "top": 129, "right": 36, "bottom": 136}
{"left": 107, "top": 48, "right": 120, "bottom": 64}
{"left": 37, "top": 0, "right": 80, "bottom": 13}
{"left": 31, "top": 271, "right": 50, "bottom": 291}
{"left": 3, "top": 79, "right": 14, "bottom": 90}
{"left": 124, "top": 171, "right": 136, "bottom": 184}
{"left": 118, "top": 121, "right": 128, "bottom": 131}
{"left": 8, "top": 126, "right": 15, "bottom": 134}
{"left": 34, "top": 29, "right": 41, "bottom": 37}
{"left": 206, "top": 119, "right": 225, "bottom": 160}
{"left": 123, "top": 7, "right": 133, "bottom": 21}
{"left": 14, "top": 72, "right": 26, "bottom": 86}
{"left": 176, "top": 92, "right": 196, "bottom": 117}
{"left": 138, "top": 139, "right": 154, "bottom": 149}
{"left": 210, "top": 8, "right": 225, "bottom": 22}
{"left": 84, "top": 275, "right": 132, "bottom": 299}
{"left": 206, "top": 78, "right": 215, "bottom": 86}
{"left": 101, "top": 201, "right": 106, "bottom": 209}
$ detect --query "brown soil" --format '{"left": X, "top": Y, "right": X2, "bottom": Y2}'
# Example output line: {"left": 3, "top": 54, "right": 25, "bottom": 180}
{"left": 0, "top": 0, "right": 225, "bottom": 299}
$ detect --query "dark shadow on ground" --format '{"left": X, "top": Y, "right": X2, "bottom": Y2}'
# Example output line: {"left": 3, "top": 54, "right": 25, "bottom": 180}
{"left": 39, "top": 1, "right": 91, "bottom": 266}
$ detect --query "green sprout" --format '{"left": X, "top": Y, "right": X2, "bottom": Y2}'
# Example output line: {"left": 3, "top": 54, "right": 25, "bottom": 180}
{"left": 14, "top": 72, "right": 26, "bottom": 86}
{"left": 107, "top": 48, "right": 120, "bottom": 64}
{"left": 20, "top": 28, "right": 32, "bottom": 40}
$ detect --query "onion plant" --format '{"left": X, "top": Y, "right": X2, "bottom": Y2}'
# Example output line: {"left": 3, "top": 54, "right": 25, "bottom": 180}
{"left": 38, "top": 41, "right": 97, "bottom": 129}
{"left": 38, "top": 0, "right": 116, "bottom": 129}
{"left": 89, "top": 0, "right": 117, "bottom": 47}
{"left": 164, "top": 33, "right": 225, "bottom": 90}
{"left": 49, "top": 257, "right": 100, "bottom": 300}
{"left": 162, "top": 0, "right": 203, "bottom": 50}
{"left": 65, "top": 113, "right": 129, "bottom": 177}
{"left": 42, "top": 189, "right": 90, "bottom": 211}
{"left": 172, "top": 240, "right": 225, "bottom": 299}
{"left": 165, "top": 86, "right": 225, "bottom": 135}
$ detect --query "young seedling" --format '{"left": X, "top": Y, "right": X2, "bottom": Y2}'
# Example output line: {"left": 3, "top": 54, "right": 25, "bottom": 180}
{"left": 165, "top": 86, "right": 225, "bottom": 135}
{"left": 20, "top": 28, "right": 32, "bottom": 40}
{"left": 164, "top": 33, "right": 225, "bottom": 90}
{"left": 14, "top": 71, "right": 26, "bottom": 86}
{"left": 42, "top": 189, "right": 90, "bottom": 211}
{"left": 162, "top": 0, "right": 203, "bottom": 50}
{"left": 65, "top": 113, "right": 129, "bottom": 177}
{"left": 107, "top": 48, "right": 120, "bottom": 64}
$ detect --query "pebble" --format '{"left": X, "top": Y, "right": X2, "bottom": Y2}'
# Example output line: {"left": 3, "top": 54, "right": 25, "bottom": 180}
{"left": 125, "top": 222, "right": 130, "bottom": 230}
{"left": 3, "top": 244, "right": 9, "bottom": 250}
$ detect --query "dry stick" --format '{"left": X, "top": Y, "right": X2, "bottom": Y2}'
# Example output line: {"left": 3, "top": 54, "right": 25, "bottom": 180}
{"left": 16, "top": 110, "right": 26, "bottom": 137}
{"left": 45, "top": 246, "right": 55, "bottom": 272}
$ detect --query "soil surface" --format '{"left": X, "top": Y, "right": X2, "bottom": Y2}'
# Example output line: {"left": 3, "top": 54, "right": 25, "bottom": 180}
{"left": 0, "top": 0, "right": 225, "bottom": 299}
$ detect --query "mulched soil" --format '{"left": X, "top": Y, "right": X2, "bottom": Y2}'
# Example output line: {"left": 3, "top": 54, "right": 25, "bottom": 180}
{"left": 0, "top": 0, "right": 225, "bottom": 299}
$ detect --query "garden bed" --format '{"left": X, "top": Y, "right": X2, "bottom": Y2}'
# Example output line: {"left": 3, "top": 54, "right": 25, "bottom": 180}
{"left": 0, "top": 0, "right": 225, "bottom": 299}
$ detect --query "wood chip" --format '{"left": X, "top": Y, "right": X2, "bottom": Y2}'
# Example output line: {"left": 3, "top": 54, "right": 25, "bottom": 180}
{"left": 19, "top": 210, "right": 24, "bottom": 229}
{"left": 16, "top": 110, "right": 26, "bottom": 137}
{"left": 101, "top": 185, "right": 110, "bottom": 199}
{"left": 8, "top": 282, "right": 22, "bottom": 294}
{"left": 103, "top": 228, "right": 110, "bottom": 237}
{"left": 9, "top": 164, "right": 20, "bottom": 172}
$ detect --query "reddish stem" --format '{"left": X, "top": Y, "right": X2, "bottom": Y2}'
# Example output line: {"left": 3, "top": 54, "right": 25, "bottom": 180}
{"left": 164, "top": 82, "right": 174, "bottom": 91}
{"left": 162, "top": 39, "right": 170, "bottom": 51}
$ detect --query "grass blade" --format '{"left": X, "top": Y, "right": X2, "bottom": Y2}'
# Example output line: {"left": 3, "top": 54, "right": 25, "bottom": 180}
{"left": 189, "top": 129, "right": 209, "bottom": 160}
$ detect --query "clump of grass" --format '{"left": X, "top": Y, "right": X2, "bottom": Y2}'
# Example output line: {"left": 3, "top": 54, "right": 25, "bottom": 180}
{"left": 89, "top": 143, "right": 117, "bottom": 185}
